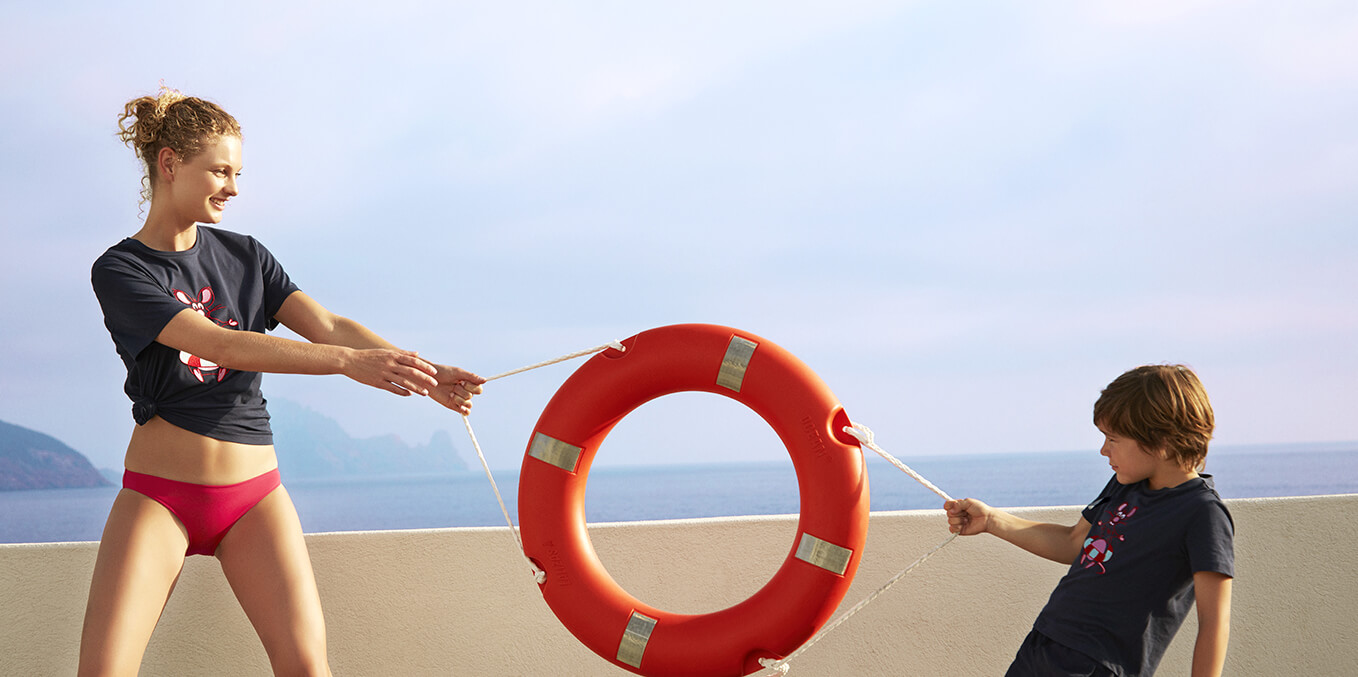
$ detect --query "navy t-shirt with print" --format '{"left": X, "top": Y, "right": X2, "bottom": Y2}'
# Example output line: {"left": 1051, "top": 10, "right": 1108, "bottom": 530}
{"left": 1032, "top": 474, "right": 1234, "bottom": 677}
{"left": 91, "top": 227, "right": 299, "bottom": 444}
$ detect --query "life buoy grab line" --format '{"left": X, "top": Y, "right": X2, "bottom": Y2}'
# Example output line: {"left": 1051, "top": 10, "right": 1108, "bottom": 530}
{"left": 518, "top": 324, "right": 870, "bottom": 677}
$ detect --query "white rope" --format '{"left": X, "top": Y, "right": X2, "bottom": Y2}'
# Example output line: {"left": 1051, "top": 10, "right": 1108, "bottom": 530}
{"left": 754, "top": 532, "right": 959, "bottom": 676}
{"left": 462, "top": 414, "right": 546, "bottom": 584}
{"left": 459, "top": 340, "right": 625, "bottom": 584}
{"left": 752, "top": 422, "right": 958, "bottom": 676}
{"left": 483, "top": 340, "right": 625, "bottom": 382}
{"left": 843, "top": 423, "right": 953, "bottom": 502}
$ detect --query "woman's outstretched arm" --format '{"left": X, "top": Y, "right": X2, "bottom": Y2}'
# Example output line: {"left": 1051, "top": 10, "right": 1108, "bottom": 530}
{"left": 155, "top": 298, "right": 440, "bottom": 399}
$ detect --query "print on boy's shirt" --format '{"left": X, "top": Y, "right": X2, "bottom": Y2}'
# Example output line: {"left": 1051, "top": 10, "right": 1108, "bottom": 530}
{"left": 1080, "top": 501, "right": 1139, "bottom": 574}
{"left": 172, "top": 286, "right": 239, "bottom": 383}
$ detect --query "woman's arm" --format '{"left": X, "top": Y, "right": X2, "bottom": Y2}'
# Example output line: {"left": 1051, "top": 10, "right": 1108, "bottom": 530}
{"left": 273, "top": 291, "right": 403, "bottom": 352}
{"left": 156, "top": 302, "right": 440, "bottom": 399}
{"left": 945, "top": 498, "right": 1091, "bottom": 565}
{"left": 1191, "top": 571, "right": 1232, "bottom": 677}
{"left": 274, "top": 291, "right": 484, "bottom": 413}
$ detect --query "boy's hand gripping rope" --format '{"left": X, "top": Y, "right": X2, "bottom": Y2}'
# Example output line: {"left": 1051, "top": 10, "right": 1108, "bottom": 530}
{"left": 460, "top": 340, "right": 625, "bottom": 585}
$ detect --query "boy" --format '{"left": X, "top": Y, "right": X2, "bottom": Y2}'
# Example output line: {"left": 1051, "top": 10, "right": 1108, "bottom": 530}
{"left": 945, "top": 365, "right": 1234, "bottom": 676}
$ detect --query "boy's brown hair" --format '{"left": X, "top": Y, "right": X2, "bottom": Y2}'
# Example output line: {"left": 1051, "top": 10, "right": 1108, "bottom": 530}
{"left": 1093, "top": 364, "right": 1215, "bottom": 471}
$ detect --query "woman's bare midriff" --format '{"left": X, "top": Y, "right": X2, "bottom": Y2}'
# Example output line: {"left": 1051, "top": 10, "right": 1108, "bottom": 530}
{"left": 123, "top": 416, "right": 279, "bottom": 485}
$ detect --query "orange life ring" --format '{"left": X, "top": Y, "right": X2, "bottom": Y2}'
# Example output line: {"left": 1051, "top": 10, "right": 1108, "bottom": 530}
{"left": 518, "top": 324, "right": 870, "bottom": 677}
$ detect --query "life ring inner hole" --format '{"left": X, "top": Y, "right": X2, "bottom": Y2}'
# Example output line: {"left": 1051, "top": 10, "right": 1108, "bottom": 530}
{"left": 585, "top": 391, "right": 802, "bottom": 615}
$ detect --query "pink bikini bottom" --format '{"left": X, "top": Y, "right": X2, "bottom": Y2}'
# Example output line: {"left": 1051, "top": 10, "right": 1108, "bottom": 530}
{"left": 123, "top": 468, "right": 282, "bottom": 556}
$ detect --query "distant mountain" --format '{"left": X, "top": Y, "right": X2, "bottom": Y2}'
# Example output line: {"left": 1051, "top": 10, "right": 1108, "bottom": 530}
{"left": 0, "top": 404, "right": 469, "bottom": 489}
{"left": 0, "top": 419, "right": 113, "bottom": 491}
{"left": 269, "top": 399, "right": 471, "bottom": 479}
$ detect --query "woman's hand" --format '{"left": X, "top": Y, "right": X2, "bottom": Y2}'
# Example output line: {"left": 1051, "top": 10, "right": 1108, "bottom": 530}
{"left": 342, "top": 348, "right": 440, "bottom": 397}
{"left": 428, "top": 364, "right": 486, "bottom": 415}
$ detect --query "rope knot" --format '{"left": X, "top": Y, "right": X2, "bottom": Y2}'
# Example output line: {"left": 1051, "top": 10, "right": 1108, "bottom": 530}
{"left": 757, "top": 658, "right": 791, "bottom": 675}
{"left": 842, "top": 423, "right": 874, "bottom": 447}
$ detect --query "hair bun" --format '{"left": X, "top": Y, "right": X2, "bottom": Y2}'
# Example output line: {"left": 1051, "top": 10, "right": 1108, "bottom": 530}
{"left": 118, "top": 84, "right": 187, "bottom": 149}
{"left": 150, "top": 84, "right": 187, "bottom": 122}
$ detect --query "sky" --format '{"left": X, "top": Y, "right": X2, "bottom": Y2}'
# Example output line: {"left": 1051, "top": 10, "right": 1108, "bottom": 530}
{"left": 1, "top": 1, "right": 1355, "bottom": 472}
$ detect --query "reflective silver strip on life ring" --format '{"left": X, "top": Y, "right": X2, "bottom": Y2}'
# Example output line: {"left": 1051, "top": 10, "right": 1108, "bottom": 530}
{"left": 528, "top": 432, "right": 584, "bottom": 473}
{"left": 616, "top": 610, "right": 659, "bottom": 668}
{"left": 716, "top": 336, "right": 759, "bottom": 392}
{"left": 794, "top": 532, "right": 854, "bottom": 575}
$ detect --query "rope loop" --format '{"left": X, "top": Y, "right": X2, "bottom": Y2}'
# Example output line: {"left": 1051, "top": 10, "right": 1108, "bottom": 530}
{"left": 843, "top": 422, "right": 875, "bottom": 447}
{"left": 455, "top": 339, "right": 961, "bottom": 674}
{"left": 460, "top": 339, "right": 623, "bottom": 584}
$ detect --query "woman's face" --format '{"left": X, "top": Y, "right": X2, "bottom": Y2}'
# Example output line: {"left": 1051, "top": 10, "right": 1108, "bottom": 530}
{"left": 163, "top": 135, "right": 242, "bottom": 225}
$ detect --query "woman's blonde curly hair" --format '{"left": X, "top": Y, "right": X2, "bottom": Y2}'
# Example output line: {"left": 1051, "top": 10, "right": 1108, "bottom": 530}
{"left": 117, "top": 85, "right": 241, "bottom": 206}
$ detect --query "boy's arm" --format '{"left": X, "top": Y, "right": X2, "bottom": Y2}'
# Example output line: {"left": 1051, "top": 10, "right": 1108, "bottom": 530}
{"left": 945, "top": 498, "right": 1090, "bottom": 565}
{"left": 1190, "top": 571, "right": 1232, "bottom": 677}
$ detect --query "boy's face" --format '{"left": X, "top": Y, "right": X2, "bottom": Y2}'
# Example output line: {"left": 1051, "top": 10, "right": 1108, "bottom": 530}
{"left": 1097, "top": 424, "right": 1164, "bottom": 486}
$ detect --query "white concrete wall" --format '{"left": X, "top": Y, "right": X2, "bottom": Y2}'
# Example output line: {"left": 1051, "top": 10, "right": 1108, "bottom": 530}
{"left": 2, "top": 495, "right": 1352, "bottom": 676}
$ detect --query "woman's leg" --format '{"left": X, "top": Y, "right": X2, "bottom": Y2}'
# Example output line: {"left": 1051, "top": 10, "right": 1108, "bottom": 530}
{"left": 217, "top": 485, "right": 332, "bottom": 677}
{"left": 79, "top": 489, "right": 190, "bottom": 677}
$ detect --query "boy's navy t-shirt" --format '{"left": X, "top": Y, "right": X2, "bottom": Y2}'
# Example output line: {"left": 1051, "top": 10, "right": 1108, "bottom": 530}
{"left": 1033, "top": 474, "right": 1234, "bottom": 677}
{"left": 91, "top": 227, "right": 299, "bottom": 445}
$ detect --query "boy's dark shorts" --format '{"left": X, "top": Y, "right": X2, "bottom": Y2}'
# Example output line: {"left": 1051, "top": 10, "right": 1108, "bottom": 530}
{"left": 1005, "top": 630, "right": 1117, "bottom": 677}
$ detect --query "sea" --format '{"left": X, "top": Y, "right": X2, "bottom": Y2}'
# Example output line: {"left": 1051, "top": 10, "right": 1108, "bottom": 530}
{"left": 2, "top": 442, "right": 1356, "bottom": 545}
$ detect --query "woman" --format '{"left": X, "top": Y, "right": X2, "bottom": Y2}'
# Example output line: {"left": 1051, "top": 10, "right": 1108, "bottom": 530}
{"left": 81, "top": 87, "right": 483, "bottom": 676}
